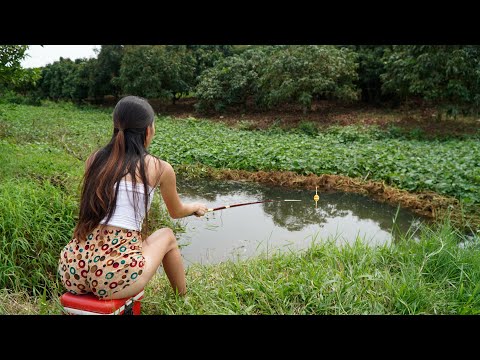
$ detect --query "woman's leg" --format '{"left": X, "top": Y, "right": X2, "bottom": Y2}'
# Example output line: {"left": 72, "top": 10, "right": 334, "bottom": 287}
{"left": 144, "top": 227, "right": 186, "bottom": 295}
{"left": 109, "top": 228, "right": 185, "bottom": 299}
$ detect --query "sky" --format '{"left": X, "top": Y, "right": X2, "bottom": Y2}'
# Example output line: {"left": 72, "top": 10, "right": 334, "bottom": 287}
{"left": 21, "top": 45, "right": 100, "bottom": 68}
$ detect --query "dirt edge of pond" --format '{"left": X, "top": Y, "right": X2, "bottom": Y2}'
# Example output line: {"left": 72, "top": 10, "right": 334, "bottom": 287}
{"left": 188, "top": 168, "right": 478, "bottom": 229}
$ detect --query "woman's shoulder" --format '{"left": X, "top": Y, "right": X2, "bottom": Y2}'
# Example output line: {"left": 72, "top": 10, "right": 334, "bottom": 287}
{"left": 144, "top": 155, "right": 173, "bottom": 185}
{"left": 144, "top": 154, "right": 168, "bottom": 169}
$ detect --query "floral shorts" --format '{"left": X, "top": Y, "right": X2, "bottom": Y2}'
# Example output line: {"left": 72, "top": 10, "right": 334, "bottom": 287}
{"left": 58, "top": 227, "right": 147, "bottom": 299}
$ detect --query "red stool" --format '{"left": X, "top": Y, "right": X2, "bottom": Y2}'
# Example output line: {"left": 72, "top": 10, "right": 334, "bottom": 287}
{"left": 60, "top": 290, "right": 144, "bottom": 315}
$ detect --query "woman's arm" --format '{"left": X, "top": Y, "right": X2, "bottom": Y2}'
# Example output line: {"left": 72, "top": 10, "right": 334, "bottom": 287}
{"left": 158, "top": 161, "right": 208, "bottom": 219}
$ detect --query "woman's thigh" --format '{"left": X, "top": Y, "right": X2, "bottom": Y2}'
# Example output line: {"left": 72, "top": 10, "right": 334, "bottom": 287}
{"left": 107, "top": 228, "right": 177, "bottom": 299}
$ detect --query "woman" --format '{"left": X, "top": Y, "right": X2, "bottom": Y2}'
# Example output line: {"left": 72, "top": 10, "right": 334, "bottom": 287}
{"left": 58, "top": 95, "right": 208, "bottom": 299}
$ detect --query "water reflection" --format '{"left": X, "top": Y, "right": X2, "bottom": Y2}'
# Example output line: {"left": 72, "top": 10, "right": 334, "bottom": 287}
{"left": 170, "top": 177, "right": 426, "bottom": 267}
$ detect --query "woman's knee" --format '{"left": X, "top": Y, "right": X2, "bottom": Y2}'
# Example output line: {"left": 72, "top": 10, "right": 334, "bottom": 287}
{"left": 148, "top": 227, "right": 177, "bottom": 249}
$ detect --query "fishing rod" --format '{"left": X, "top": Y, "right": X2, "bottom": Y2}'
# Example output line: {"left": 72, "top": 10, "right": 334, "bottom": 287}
{"left": 208, "top": 199, "right": 301, "bottom": 212}
{"left": 190, "top": 199, "right": 302, "bottom": 216}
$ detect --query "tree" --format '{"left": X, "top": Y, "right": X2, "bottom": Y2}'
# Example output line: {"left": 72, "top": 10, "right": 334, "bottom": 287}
{"left": 91, "top": 45, "right": 124, "bottom": 100}
{"left": 256, "top": 45, "right": 359, "bottom": 113}
{"left": 194, "top": 47, "right": 265, "bottom": 112}
{"left": 0, "top": 45, "right": 40, "bottom": 91}
{"left": 186, "top": 45, "right": 234, "bottom": 82}
{"left": 164, "top": 46, "right": 197, "bottom": 103}
{"left": 38, "top": 57, "right": 78, "bottom": 100}
{"left": 119, "top": 45, "right": 196, "bottom": 103}
{"left": 341, "top": 45, "right": 392, "bottom": 104}
{"left": 381, "top": 45, "right": 480, "bottom": 116}
{"left": 72, "top": 58, "right": 97, "bottom": 103}
{"left": 119, "top": 45, "right": 171, "bottom": 99}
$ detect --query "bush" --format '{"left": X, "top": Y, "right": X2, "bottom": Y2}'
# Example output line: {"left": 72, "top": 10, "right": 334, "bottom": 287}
{"left": 0, "top": 90, "right": 42, "bottom": 106}
{"left": 296, "top": 121, "right": 318, "bottom": 136}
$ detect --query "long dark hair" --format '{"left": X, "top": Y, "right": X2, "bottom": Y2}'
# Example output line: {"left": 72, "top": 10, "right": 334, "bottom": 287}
{"left": 73, "top": 95, "right": 162, "bottom": 241}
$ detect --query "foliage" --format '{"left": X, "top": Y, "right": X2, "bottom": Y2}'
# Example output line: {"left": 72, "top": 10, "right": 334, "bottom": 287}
{"left": 195, "top": 45, "right": 359, "bottom": 113}
{"left": 256, "top": 45, "right": 359, "bottom": 112}
{"left": 296, "top": 120, "right": 318, "bottom": 136}
{"left": 194, "top": 47, "right": 265, "bottom": 112}
{"left": 186, "top": 45, "right": 234, "bottom": 81}
{"left": 38, "top": 57, "right": 78, "bottom": 101}
{"left": 0, "top": 45, "right": 41, "bottom": 92}
{"left": 340, "top": 45, "right": 392, "bottom": 104}
{"left": 119, "top": 45, "right": 196, "bottom": 102}
{"left": 91, "top": 45, "right": 124, "bottom": 100}
{"left": 381, "top": 45, "right": 480, "bottom": 116}
{"left": 8, "top": 45, "right": 480, "bottom": 117}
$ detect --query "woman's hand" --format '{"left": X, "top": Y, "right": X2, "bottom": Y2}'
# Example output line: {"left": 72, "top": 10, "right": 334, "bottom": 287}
{"left": 192, "top": 203, "right": 209, "bottom": 217}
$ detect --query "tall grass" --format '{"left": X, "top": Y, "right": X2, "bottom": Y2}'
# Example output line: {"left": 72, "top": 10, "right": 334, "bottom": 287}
{"left": 0, "top": 178, "right": 77, "bottom": 297}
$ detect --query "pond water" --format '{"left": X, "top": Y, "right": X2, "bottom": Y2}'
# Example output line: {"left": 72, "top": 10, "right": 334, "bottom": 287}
{"left": 171, "top": 177, "right": 427, "bottom": 267}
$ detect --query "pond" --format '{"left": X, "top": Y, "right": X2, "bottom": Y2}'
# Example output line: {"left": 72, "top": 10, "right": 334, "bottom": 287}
{"left": 171, "top": 177, "right": 427, "bottom": 267}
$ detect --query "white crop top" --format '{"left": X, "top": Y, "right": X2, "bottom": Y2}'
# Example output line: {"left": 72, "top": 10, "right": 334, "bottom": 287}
{"left": 99, "top": 179, "right": 156, "bottom": 231}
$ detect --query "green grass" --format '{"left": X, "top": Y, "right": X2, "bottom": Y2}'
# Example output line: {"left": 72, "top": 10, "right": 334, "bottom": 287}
{"left": 0, "top": 289, "right": 63, "bottom": 315}
{"left": 141, "top": 219, "right": 480, "bottom": 315}
{"left": 0, "top": 140, "right": 84, "bottom": 194}
{"left": 0, "top": 178, "right": 77, "bottom": 297}
{"left": 1, "top": 101, "right": 479, "bottom": 314}
{"left": 6, "top": 220, "right": 479, "bottom": 315}
{"left": 0, "top": 101, "right": 112, "bottom": 161}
